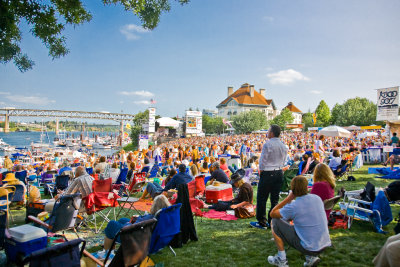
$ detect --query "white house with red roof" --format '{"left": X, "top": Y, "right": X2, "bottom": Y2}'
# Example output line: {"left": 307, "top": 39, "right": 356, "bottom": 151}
{"left": 216, "top": 83, "right": 279, "bottom": 120}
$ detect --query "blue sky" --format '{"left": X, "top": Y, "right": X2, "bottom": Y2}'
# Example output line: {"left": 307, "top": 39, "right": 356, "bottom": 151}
{"left": 1, "top": 0, "right": 400, "bottom": 120}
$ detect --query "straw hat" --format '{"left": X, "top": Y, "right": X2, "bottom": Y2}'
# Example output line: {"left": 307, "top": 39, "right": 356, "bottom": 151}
{"left": 3, "top": 172, "right": 19, "bottom": 182}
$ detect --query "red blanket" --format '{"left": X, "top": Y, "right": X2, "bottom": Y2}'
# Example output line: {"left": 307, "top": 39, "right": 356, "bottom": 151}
{"left": 201, "top": 210, "right": 237, "bottom": 221}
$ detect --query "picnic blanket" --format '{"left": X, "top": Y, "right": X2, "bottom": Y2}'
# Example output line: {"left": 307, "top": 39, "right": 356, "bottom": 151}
{"left": 376, "top": 168, "right": 400, "bottom": 179}
{"left": 124, "top": 199, "right": 153, "bottom": 212}
{"left": 201, "top": 210, "right": 237, "bottom": 221}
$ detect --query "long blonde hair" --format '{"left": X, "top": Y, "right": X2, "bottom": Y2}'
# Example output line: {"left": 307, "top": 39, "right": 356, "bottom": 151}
{"left": 313, "top": 163, "right": 336, "bottom": 189}
{"left": 150, "top": 194, "right": 171, "bottom": 215}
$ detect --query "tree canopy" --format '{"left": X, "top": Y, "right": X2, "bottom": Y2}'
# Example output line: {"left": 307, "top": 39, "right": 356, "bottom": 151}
{"left": 202, "top": 115, "right": 225, "bottom": 134}
{"left": 232, "top": 110, "right": 268, "bottom": 134}
{"left": 130, "top": 109, "right": 149, "bottom": 149}
{"left": 315, "top": 100, "right": 331, "bottom": 127}
{"left": 271, "top": 108, "right": 294, "bottom": 131}
{"left": 302, "top": 111, "right": 313, "bottom": 131}
{"left": 330, "top": 97, "right": 382, "bottom": 126}
{"left": 0, "top": 0, "right": 189, "bottom": 72}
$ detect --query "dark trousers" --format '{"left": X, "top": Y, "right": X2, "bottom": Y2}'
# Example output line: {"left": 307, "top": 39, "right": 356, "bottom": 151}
{"left": 256, "top": 170, "right": 283, "bottom": 225}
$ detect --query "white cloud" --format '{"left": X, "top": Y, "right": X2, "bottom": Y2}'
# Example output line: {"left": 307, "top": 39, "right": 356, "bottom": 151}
{"left": 120, "top": 24, "right": 150, "bottom": 40}
{"left": 0, "top": 92, "right": 10, "bottom": 95}
{"left": 262, "top": 16, "right": 274, "bottom": 22}
{"left": 119, "top": 90, "right": 154, "bottom": 97}
{"left": 5, "top": 95, "right": 56, "bottom": 105}
{"left": 267, "top": 69, "right": 310, "bottom": 85}
{"left": 309, "top": 90, "right": 322, "bottom": 94}
{"left": 134, "top": 100, "right": 151, "bottom": 105}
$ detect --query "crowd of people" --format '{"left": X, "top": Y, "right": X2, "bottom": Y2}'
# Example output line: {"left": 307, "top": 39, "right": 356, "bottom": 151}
{"left": 0, "top": 125, "right": 399, "bottom": 266}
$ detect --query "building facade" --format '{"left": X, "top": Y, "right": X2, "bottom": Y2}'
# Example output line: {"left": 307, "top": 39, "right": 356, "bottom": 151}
{"left": 284, "top": 102, "right": 303, "bottom": 129}
{"left": 216, "top": 83, "right": 279, "bottom": 120}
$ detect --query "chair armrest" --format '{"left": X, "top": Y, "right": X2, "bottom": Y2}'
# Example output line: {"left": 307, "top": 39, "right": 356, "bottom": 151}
{"left": 27, "top": 215, "right": 52, "bottom": 230}
{"left": 83, "top": 250, "right": 104, "bottom": 267}
{"left": 348, "top": 198, "right": 372, "bottom": 205}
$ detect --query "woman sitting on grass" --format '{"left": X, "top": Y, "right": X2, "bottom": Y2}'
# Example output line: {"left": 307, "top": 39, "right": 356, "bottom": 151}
{"left": 310, "top": 163, "right": 335, "bottom": 219}
{"left": 103, "top": 194, "right": 171, "bottom": 250}
{"left": 204, "top": 171, "right": 253, "bottom": 212}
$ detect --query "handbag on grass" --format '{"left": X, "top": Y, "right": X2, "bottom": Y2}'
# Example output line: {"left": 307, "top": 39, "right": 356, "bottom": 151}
{"left": 234, "top": 204, "right": 255, "bottom": 219}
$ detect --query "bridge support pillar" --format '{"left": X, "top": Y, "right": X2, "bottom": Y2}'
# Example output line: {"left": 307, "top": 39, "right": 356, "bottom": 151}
{"left": 55, "top": 119, "right": 59, "bottom": 135}
{"left": 82, "top": 122, "right": 85, "bottom": 133}
{"left": 119, "top": 121, "right": 124, "bottom": 147}
{"left": 4, "top": 114, "right": 9, "bottom": 133}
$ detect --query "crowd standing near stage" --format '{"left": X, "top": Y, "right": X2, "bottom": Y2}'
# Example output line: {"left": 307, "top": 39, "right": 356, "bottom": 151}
{"left": 1, "top": 126, "right": 399, "bottom": 266}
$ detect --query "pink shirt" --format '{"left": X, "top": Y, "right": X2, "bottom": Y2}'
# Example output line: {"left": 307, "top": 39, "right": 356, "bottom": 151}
{"left": 311, "top": 181, "right": 334, "bottom": 219}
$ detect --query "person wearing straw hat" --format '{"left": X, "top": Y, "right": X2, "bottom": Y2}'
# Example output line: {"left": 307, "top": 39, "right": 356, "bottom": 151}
{"left": 2, "top": 172, "right": 26, "bottom": 204}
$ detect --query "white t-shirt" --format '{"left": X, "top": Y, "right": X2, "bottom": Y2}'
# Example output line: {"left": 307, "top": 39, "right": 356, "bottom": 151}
{"left": 280, "top": 194, "right": 331, "bottom": 252}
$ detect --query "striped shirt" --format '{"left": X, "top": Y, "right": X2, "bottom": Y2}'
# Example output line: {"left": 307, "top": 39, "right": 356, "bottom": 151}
{"left": 63, "top": 173, "right": 94, "bottom": 198}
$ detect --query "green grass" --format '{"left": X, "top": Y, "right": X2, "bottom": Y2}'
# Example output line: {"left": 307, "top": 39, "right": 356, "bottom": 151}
{"left": 6, "top": 165, "right": 400, "bottom": 267}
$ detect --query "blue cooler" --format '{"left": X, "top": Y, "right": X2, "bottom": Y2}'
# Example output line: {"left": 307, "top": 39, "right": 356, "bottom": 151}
{"left": 5, "top": 224, "right": 47, "bottom": 263}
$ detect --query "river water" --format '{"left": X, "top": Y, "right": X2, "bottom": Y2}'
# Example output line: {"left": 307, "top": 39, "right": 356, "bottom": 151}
{"left": 0, "top": 131, "right": 119, "bottom": 156}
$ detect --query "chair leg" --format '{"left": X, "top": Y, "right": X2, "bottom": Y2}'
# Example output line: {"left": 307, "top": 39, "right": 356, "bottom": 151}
{"left": 169, "top": 246, "right": 176, "bottom": 257}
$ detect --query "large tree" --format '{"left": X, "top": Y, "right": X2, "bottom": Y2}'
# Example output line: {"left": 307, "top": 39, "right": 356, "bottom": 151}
{"left": 302, "top": 111, "right": 313, "bottom": 131}
{"left": 0, "top": 0, "right": 189, "bottom": 72}
{"left": 315, "top": 100, "right": 331, "bottom": 127}
{"left": 130, "top": 109, "right": 149, "bottom": 149}
{"left": 271, "top": 108, "right": 294, "bottom": 131}
{"left": 202, "top": 115, "right": 224, "bottom": 134}
{"left": 232, "top": 110, "right": 268, "bottom": 134}
{"left": 333, "top": 97, "right": 381, "bottom": 126}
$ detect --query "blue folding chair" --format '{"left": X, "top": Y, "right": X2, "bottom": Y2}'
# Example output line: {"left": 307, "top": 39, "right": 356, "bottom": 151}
{"left": 116, "top": 168, "right": 129, "bottom": 184}
{"left": 9, "top": 184, "right": 25, "bottom": 203}
{"left": 23, "top": 238, "right": 86, "bottom": 266}
{"left": 15, "top": 170, "right": 27, "bottom": 185}
{"left": 86, "top": 167, "right": 94, "bottom": 175}
{"left": 148, "top": 165, "right": 159, "bottom": 179}
{"left": 149, "top": 203, "right": 182, "bottom": 256}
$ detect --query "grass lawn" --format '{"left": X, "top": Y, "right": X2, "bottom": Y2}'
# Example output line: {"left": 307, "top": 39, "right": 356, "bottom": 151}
{"left": 4, "top": 165, "right": 400, "bottom": 266}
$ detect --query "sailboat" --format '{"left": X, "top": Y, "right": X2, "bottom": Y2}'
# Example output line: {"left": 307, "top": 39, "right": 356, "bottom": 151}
{"left": 31, "top": 121, "right": 51, "bottom": 149}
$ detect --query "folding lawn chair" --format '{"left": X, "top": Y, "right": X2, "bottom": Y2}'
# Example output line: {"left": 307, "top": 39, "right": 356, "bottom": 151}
{"left": 341, "top": 184, "right": 392, "bottom": 232}
{"left": 115, "top": 168, "right": 128, "bottom": 184}
{"left": 194, "top": 175, "right": 206, "bottom": 197}
{"left": 45, "top": 175, "right": 70, "bottom": 198}
{"left": 84, "top": 218, "right": 157, "bottom": 267}
{"left": 83, "top": 178, "right": 120, "bottom": 233}
{"left": 149, "top": 203, "right": 182, "bottom": 256}
{"left": 116, "top": 172, "right": 147, "bottom": 218}
{"left": 148, "top": 164, "right": 159, "bottom": 178}
{"left": 23, "top": 238, "right": 86, "bottom": 267}
{"left": 15, "top": 170, "right": 27, "bottom": 185}
{"left": 0, "top": 186, "right": 15, "bottom": 224}
{"left": 28, "top": 193, "right": 82, "bottom": 237}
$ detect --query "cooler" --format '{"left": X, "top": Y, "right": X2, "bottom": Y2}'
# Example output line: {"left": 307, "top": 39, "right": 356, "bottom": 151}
{"left": 228, "top": 158, "right": 241, "bottom": 169}
{"left": 205, "top": 183, "right": 233, "bottom": 203}
{"left": 5, "top": 224, "right": 47, "bottom": 263}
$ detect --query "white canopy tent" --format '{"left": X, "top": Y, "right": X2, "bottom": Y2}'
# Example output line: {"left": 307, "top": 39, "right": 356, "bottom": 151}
{"left": 156, "top": 117, "right": 181, "bottom": 128}
{"left": 318, "top": 125, "right": 352, "bottom": 138}
{"left": 358, "top": 132, "right": 378, "bottom": 138}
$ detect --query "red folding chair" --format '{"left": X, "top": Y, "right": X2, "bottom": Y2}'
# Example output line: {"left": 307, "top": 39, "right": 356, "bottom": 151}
{"left": 83, "top": 178, "right": 120, "bottom": 233}
{"left": 194, "top": 175, "right": 206, "bottom": 197}
{"left": 116, "top": 172, "right": 147, "bottom": 218}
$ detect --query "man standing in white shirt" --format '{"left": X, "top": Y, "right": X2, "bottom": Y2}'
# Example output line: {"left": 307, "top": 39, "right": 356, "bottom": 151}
{"left": 250, "top": 125, "right": 288, "bottom": 229}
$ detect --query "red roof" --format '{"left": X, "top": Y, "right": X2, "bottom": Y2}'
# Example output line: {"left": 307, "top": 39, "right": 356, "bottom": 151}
{"left": 284, "top": 102, "right": 302, "bottom": 113}
{"left": 218, "top": 84, "right": 272, "bottom": 106}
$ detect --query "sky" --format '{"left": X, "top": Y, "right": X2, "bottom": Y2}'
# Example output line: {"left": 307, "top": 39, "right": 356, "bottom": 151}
{"left": 1, "top": 0, "right": 400, "bottom": 121}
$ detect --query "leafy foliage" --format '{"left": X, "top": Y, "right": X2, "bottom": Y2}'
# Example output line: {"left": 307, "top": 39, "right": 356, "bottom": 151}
{"left": 0, "top": 0, "right": 189, "bottom": 71}
{"left": 302, "top": 112, "right": 313, "bottom": 131}
{"left": 130, "top": 109, "right": 149, "bottom": 149}
{"left": 330, "top": 97, "right": 382, "bottom": 126}
{"left": 271, "top": 108, "right": 294, "bottom": 131}
{"left": 232, "top": 110, "right": 268, "bottom": 134}
{"left": 202, "top": 115, "right": 225, "bottom": 134}
{"left": 315, "top": 100, "right": 331, "bottom": 127}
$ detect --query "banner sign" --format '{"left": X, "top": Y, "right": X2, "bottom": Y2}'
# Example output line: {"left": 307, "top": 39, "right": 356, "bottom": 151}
{"left": 138, "top": 134, "right": 149, "bottom": 150}
{"left": 186, "top": 110, "right": 202, "bottom": 135}
{"left": 148, "top": 108, "right": 156, "bottom": 133}
{"left": 376, "top": 87, "right": 399, "bottom": 121}
{"left": 383, "top": 146, "right": 394, "bottom": 153}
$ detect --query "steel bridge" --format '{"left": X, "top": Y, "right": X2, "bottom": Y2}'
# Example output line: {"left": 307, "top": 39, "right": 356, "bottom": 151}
{"left": 0, "top": 108, "right": 135, "bottom": 145}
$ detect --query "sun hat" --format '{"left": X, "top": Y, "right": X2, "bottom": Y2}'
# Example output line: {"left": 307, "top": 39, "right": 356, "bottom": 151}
{"left": 3, "top": 172, "right": 19, "bottom": 182}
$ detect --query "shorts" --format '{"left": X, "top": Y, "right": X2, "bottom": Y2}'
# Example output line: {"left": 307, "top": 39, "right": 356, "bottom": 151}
{"left": 271, "top": 218, "right": 323, "bottom": 256}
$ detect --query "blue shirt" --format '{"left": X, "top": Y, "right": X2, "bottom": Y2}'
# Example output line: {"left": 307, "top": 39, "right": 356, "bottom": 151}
{"left": 210, "top": 168, "right": 229, "bottom": 183}
{"left": 163, "top": 172, "right": 193, "bottom": 191}
{"left": 280, "top": 194, "right": 331, "bottom": 252}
